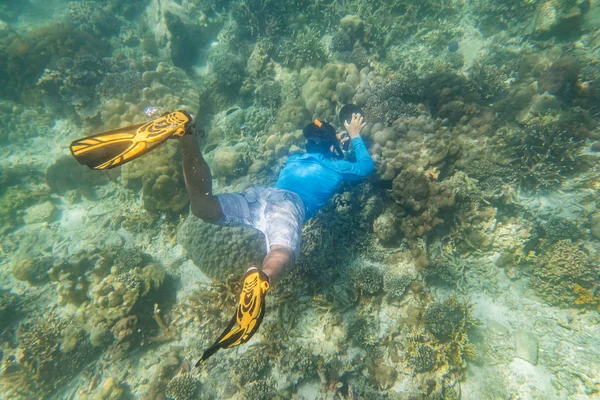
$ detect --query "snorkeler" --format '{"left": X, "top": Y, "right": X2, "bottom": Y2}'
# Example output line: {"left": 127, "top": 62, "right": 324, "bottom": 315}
{"left": 69, "top": 104, "right": 375, "bottom": 365}
{"left": 187, "top": 104, "right": 375, "bottom": 364}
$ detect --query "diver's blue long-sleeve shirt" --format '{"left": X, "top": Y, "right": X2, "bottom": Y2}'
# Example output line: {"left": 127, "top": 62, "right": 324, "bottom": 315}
{"left": 275, "top": 137, "right": 375, "bottom": 220}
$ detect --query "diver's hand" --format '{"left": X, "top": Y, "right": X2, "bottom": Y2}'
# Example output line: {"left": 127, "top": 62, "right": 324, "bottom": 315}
{"left": 344, "top": 113, "right": 366, "bottom": 139}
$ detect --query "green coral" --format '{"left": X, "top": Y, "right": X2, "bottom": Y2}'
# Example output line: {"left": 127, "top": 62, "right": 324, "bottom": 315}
{"left": 165, "top": 373, "right": 198, "bottom": 400}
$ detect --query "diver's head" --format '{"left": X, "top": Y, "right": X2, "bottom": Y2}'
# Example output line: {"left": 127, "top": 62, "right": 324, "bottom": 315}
{"left": 303, "top": 119, "right": 344, "bottom": 159}
{"left": 339, "top": 103, "right": 365, "bottom": 127}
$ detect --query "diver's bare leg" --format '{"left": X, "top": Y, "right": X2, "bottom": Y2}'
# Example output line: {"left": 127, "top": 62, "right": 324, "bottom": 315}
{"left": 180, "top": 135, "right": 224, "bottom": 223}
{"left": 259, "top": 244, "right": 295, "bottom": 284}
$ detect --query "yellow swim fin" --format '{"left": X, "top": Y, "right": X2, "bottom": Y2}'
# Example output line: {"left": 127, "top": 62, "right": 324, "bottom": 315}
{"left": 70, "top": 110, "right": 194, "bottom": 170}
{"left": 196, "top": 268, "right": 270, "bottom": 366}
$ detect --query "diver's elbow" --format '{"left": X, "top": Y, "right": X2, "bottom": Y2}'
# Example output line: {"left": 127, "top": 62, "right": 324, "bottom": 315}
{"left": 362, "top": 161, "right": 375, "bottom": 177}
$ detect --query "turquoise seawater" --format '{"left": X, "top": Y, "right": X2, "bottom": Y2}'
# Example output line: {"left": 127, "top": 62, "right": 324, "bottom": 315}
{"left": 1, "top": 0, "right": 600, "bottom": 399}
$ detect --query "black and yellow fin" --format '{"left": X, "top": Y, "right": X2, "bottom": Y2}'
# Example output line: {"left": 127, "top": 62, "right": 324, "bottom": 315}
{"left": 70, "top": 110, "right": 193, "bottom": 170}
{"left": 196, "top": 269, "right": 270, "bottom": 366}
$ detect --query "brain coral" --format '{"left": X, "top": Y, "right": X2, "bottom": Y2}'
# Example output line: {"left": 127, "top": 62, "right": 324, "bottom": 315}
{"left": 177, "top": 216, "right": 266, "bottom": 280}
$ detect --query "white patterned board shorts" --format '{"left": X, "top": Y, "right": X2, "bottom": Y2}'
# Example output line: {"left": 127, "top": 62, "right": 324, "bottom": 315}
{"left": 215, "top": 186, "right": 306, "bottom": 258}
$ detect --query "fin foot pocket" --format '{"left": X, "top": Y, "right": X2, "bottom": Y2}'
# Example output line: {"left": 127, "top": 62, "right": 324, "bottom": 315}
{"left": 196, "top": 269, "right": 270, "bottom": 366}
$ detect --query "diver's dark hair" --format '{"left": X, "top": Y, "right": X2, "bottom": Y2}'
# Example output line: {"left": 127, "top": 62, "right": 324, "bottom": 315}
{"left": 303, "top": 120, "right": 343, "bottom": 158}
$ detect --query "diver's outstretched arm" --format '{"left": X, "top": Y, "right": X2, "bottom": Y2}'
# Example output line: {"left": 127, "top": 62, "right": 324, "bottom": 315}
{"left": 180, "top": 135, "right": 224, "bottom": 223}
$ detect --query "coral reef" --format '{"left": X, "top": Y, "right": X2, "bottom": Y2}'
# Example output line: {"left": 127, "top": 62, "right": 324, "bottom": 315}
{"left": 0, "top": 288, "right": 19, "bottom": 331}
{"left": 1, "top": 312, "right": 98, "bottom": 397}
{"left": 373, "top": 211, "right": 400, "bottom": 245}
{"left": 364, "top": 72, "right": 425, "bottom": 125}
{"left": 532, "top": 240, "right": 599, "bottom": 307}
{"left": 352, "top": 263, "right": 384, "bottom": 295}
{"left": 243, "top": 379, "right": 276, "bottom": 400}
{"left": 12, "top": 255, "right": 54, "bottom": 285}
{"left": 165, "top": 373, "right": 198, "bottom": 400}
{"left": 407, "top": 342, "right": 438, "bottom": 373}
{"left": 278, "top": 27, "right": 328, "bottom": 69}
{"left": 300, "top": 62, "right": 360, "bottom": 120}
{"left": 208, "top": 44, "right": 247, "bottom": 94}
{"left": 177, "top": 215, "right": 265, "bottom": 280}
{"left": 3, "top": 0, "right": 600, "bottom": 398}
{"left": 503, "top": 116, "right": 585, "bottom": 191}
{"left": 423, "top": 298, "right": 474, "bottom": 341}
{"left": 383, "top": 270, "right": 412, "bottom": 301}
{"left": 540, "top": 216, "right": 582, "bottom": 243}
{"left": 540, "top": 57, "right": 580, "bottom": 101}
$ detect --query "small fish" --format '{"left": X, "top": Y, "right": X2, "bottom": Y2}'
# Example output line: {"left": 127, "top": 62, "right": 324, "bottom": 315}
{"left": 225, "top": 107, "right": 240, "bottom": 116}
{"left": 448, "top": 40, "right": 459, "bottom": 53}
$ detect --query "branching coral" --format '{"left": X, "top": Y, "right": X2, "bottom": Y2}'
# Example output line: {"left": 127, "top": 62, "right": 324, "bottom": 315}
{"left": 0, "top": 22, "right": 109, "bottom": 103}
{"left": 165, "top": 373, "right": 198, "bottom": 400}
{"left": 243, "top": 378, "right": 277, "bottom": 400}
{"left": 423, "top": 297, "right": 476, "bottom": 342}
{"left": 278, "top": 27, "right": 328, "bottom": 70}
{"left": 174, "top": 276, "right": 242, "bottom": 341}
{"left": 4, "top": 312, "right": 97, "bottom": 396}
{"left": 230, "top": 349, "right": 271, "bottom": 385}
{"left": 383, "top": 270, "right": 412, "bottom": 301}
{"left": 504, "top": 117, "right": 585, "bottom": 191}
{"left": 404, "top": 298, "right": 477, "bottom": 375}
{"left": 351, "top": 263, "right": 384, "bottom": 295}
